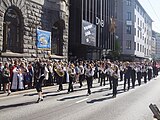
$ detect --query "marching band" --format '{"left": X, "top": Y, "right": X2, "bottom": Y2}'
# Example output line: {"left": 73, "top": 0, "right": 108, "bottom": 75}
{"left": 0, "top": 59, "right": 159, "bottom": 102}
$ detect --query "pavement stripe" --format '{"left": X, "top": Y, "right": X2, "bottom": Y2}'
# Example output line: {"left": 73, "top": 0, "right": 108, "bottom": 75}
{"left": 76, "top": 98, "right": 88, "bottom": 104}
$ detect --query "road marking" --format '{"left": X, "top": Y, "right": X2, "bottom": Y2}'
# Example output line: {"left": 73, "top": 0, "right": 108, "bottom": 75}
{"left": 76, "top": 98, "right": 88, "bottom": 104}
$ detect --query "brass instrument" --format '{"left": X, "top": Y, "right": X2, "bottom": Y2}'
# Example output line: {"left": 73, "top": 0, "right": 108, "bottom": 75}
{"left": 54, "top": 67, "right": 65, "bottom": 77}
{"left": 68, "top": 68, "right": 75, "bottom": 78}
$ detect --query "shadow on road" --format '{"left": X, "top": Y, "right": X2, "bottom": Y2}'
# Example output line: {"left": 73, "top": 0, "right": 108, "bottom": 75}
{"left": 0, "top": 101, "right": 36, "bottom": 110}
{"left": 57, "top": 94, "right": 87, "bottom": 101}
{"left": 86, "top": 96, "right": 114, "bottom": 103}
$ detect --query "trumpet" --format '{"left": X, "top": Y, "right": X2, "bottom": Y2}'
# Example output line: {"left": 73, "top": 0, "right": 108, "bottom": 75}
{"left": 54, "top": 67, "right": 65, "bottom": 77}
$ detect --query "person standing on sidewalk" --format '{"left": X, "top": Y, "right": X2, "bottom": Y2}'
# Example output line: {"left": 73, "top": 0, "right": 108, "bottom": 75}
{"left": 2, "top": 62, "right": 11, "bottom": 96}
{"left": 0, "top": 62, "right": 4, "bottom": 91}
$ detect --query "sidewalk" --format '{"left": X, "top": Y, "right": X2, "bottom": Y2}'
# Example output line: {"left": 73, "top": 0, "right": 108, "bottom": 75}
{"left": 0, "top": 80, "right": 91, "bottom": 98}
{"left": 0, "top": 83, "right": 69, "bottom": 98}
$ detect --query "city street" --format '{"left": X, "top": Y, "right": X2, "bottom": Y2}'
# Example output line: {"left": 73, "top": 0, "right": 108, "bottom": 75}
{"left": 0, "top": 76, "right": 160, "bottom": 120}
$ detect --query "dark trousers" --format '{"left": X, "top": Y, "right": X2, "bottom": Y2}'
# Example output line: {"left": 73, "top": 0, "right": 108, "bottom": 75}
{"left": 148, "top": 70, "right": 152, "bottom": 81}
{"left": 131, "top": 75, "right": 136, "bottom": 88}
{"left": 137, "top": 72, "right": 141, "bottom": 86}
{"left": 86, "top": 76, "right": 92, "bottom": 94}
{"left": 100, "top": 74, "right": 105, "bottom": 86}
{"left": 112, "top": 77, "right": 118, "bottom": 96}
{"left": 68, "top": 76, "right": 74, "bottom": 92}
{"left": 120, "top": 71, "right": 123, "bottom": 81}
{"left": 124, "top": 76, "right": 130, "bottom": 91}
{"left": 109, "top": 76, "right": 112, "bottom": 89}
{"left": 143, "top": 72, "right": 147, "bottom": 83}
{"left": 58, "top": 77, "right": 63, "bottom": 91}
{"left": 79, "top": 74, "right": 84, "bottom": 87}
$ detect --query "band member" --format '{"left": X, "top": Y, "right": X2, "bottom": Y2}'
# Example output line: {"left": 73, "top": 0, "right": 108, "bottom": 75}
{"left": 124, "top": 62, "right": 131, "bottom": 91}
{"left": 119, "top": 63, "right": 124, "bottom": 81}
{"left": 85, "top": 64, "right": 94, "bottom": 95}
{"left": 67, "top": 64, "right": 75, "bottom": 93}
{"left": 142, "top": 65, "right": 147, "bottom": 83}
{"left": 148, "top": 64, "right": 153, "bottom": 81}
{"left": 131, "top": 63, "right": 136, "bottom": 88}
{"left": 136, "top": 64, "right": 142, "bottom": 86}
{"left": 111, "top": 65, "right": 119, "bottom": 98}
{"left": 56, "top": 62, "right": 64, "bottom": 92}
{"left": 100, "top": 62, "right": 106, "bottom": 86}
{"left": 79, "top": 62, "right": 84, "bottom": 88}
{"left": 34, "top": 61, "right": 45, "bottom": 103}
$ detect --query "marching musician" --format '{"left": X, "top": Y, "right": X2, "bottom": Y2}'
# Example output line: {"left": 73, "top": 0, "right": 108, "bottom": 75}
{"left": 119, "top": 63, "right": 124, "bottom": 81}
{"left": 131, "top": 63, "right": 136, "bottom": 88}
{"left": 110, "top": 64, "right": 119, "bottom": 98}
{"left": 100, "top": 62, "right": 106, "bottom": 86}
{"left": 148, "top": 63, "right": 153, "bottom": 81}
{"left": 67, "top": 64, "right": 76, "bottom": 93}
{"left": 124, "top": 62, "right": 132, "bottom": 91}
{"left": 85, "top": 64, "right": 94, "bottom": 95}
{"left": 56, "top": 62, "right": 64, "bottom": 92}
{"left": 79, "top": 62, "right": 84, "bottom": 88}
{"left": 136, "top": 64, "right": 142, "bottom": 86}
{"left": 142, "top": 64, "right": 147, "bottom": 84}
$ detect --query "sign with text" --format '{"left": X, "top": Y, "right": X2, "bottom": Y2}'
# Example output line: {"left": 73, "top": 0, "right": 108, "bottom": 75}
{"left": 37, "top": 29, "right": 51, "bottom": 49}
{"left": 81, "top": 20, "right": 96, "bottom": 47}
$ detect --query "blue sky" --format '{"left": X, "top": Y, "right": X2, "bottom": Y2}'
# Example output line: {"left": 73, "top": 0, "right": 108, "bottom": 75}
{"left": 138, "top": 0, "right": 160, "bottom": 33}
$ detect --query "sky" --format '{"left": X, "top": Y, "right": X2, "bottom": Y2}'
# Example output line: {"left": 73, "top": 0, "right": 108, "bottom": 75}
{"left": 138, "top": 0, "right": 160, "bottom": 33}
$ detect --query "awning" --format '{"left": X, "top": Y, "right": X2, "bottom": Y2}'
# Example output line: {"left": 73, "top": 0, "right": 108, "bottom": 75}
{"left": 49, "top": 54, "right": 66, "bottom": 59}
{"left": 0, "top": 52, "right": 30, "bottom": 58}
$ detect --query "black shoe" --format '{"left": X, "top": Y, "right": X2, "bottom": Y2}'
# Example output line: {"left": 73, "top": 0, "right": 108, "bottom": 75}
{"left": 7, "top": 93, "right": 11, "bottom": 96}
{"left": 36, "top": 98, "right": 40, "bottom": 103}
{"left": 41, "top": 98, "right": 43, "bottom": 101}
{"left": 112, "top": 95, "right": 116, "bottom": 98}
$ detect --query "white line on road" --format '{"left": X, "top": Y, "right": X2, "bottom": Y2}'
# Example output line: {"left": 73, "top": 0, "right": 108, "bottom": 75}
{"left": 76, "top": 98, "right": 88, "bottom": 104}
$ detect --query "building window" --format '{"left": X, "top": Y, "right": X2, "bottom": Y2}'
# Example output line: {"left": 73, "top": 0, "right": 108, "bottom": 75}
{"left": 127, "top": 12, "right": 131, "bottom": 20}
{"left": 126, "top": 25, "right": 131, "bottom": 34}
{"left": 126, "top": 40, "right": 131, "bottom": 50}
{"left": 134, "top": 42, "right": 136, "bottom": 50}
{"left": 140, "top": 44, "right": 142, "bottom": 52}
{"left": 138, "top": 18, "right": 139, "bottom": 25}
{"left": 137, "top": 30, "right": 140, "bottom": 38}
{"left": 137, "top": 43, "right": 139, "bottom": 51}
{"left": 126, "top": 0, "right": 131, "bottom": 6}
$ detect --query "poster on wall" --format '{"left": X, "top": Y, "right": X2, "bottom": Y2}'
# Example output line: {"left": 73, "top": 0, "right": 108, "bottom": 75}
{"left": 81, "top": 20, "right": 96, "bottom": 47}
{"left": 37, "top": 29, "right": 51, "bottom": 49}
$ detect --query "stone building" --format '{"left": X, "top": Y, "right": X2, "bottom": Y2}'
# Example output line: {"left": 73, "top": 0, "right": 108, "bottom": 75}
{"left": 0, "top": 0, "right": 69, "bottom": 61}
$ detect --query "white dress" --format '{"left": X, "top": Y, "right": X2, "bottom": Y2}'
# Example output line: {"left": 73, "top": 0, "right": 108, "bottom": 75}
{"left": 11, "top": 67, "right": 18, "bottom": 90}
{"left": 18, "top": 73, "right": 24, "bottom": 90}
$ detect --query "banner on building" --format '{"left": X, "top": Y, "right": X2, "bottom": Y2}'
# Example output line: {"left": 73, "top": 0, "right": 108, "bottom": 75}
{"left": 37, "top": 29, "right": 51, "bottom": 49}
{"left": 81, "top": 20, "right": 96, "bottom": 47}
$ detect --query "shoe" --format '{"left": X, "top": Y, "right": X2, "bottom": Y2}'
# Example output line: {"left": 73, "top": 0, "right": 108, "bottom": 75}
{"left": 41, "top": 98, "right": 43, "bottom": 101}
{"left": 112, "top": 95, "right": 116, "bottom": 98}
{"left": 36, "top": 98, "right": 40, "bottom": 103}
{"left": 7, "top": 93, "right": 11, "bottom": 96}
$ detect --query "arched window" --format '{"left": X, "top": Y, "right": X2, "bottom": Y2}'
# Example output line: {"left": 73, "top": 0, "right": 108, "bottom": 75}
{"left": 3, "top": 6, "right": 23, "bottom": 53}
{"left": 51, "top": 19, "right": 65, "bottom": 55}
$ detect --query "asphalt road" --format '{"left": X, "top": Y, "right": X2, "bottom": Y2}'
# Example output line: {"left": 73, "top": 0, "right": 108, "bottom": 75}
{"left": 0, "top": 76, "right": 160, "bottom": 120}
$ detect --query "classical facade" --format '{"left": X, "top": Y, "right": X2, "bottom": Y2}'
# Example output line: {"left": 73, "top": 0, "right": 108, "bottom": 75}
{"left": 0, "top": 0, "right": 69, "bottom": 61}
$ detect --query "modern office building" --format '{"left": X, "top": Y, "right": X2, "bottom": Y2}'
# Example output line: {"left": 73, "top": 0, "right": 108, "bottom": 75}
{"left": 69, "top": 0, "right": 116, "bottom": 60}
{"left": 116, "top": 0, "right": 153, "bottom": 60}
{"left": 0, "top": 0, "right": 69, "bottom": 61}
